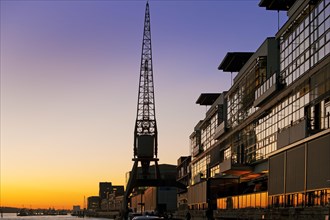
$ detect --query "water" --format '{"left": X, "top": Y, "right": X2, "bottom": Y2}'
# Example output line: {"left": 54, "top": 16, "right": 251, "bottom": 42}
{"left": 1, "top": 213, "right": 112, "bottom": 220}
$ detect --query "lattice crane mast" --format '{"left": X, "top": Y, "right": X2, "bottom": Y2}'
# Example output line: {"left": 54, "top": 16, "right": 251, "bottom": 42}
{"left": 133, "top": 1, "right": 159, "bottom": 179}
{"left": 124, "top": 3, "right": 161, "bottom": 214}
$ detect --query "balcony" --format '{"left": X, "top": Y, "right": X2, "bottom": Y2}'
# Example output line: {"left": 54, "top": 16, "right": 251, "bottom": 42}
{"left": 192, "top": 145, "right": 203, "bottom": 157}
{"left": 193, "top": 172, "right": 205, "bottom": 184}
{"left": 277, "top": 119, "right": 307, "bottom": 149}
{"left": 220, "top": 158, "right": 252, "bottom": 176}
{"left": 254, "top": 73, "right": 282, "bottom": 107}
{"left": 214, "top": 121, "right": 226, "bottom": 140}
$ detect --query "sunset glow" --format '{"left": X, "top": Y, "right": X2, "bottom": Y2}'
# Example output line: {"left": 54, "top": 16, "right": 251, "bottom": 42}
{"left": 0, "top": 0, "right": 285, "bottom": 209}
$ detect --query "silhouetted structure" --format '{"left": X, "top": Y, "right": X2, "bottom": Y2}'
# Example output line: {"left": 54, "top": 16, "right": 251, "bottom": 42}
{"left": 123, "top": 3, "right": 185, "bottom": 217}
{"left": 99, "top": 182, "right": 112, "bottom": 200}
{"left": 99, "top": 182, "right": 124, "bottom": 200}
{"left": 129, "top": 164, "right": 178, "bottom": 214}
{"left": 123, "top": 1, "right": 160, "bottom": 214}
{"left": 87, "top": 196, "right": 101, "bottom": 211}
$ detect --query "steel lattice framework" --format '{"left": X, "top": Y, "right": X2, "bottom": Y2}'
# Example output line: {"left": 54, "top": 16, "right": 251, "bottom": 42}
{"left": 134, "top": 1, "right": 158, "bottom": 158}
{"left": 122, "top": 4, "right": 186, "bottom": 216}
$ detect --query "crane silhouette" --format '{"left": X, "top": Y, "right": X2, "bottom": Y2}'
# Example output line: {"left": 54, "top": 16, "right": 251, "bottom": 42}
{"left": 123, "top": 2, "right": 161, "bottom": 215}
{"left": 122, "top": 2, "right": 185, "bottom": 218}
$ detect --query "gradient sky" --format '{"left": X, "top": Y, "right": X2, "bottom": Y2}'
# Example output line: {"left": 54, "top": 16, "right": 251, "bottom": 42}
{"left": 0, "top": 0, "right": 287, "bottom": 209}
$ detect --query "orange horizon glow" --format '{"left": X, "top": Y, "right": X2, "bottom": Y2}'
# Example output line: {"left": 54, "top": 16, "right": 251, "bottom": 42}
{"left": 1, "top": 168, "right": 126, "bottom": 209}
{"left": 2, "top": 184, "right": 92, "bottom": 210}
{"left": 1, "top": 0, "right": 280, "bottom": 210}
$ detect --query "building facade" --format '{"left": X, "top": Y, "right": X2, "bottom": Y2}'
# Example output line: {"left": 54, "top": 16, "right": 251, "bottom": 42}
{"left": 177, "top": 156, "right": 191, "bottom": 210}
{"left": 99, "top": 182, "right": 112, "bottom": 200}
{"left": 129, "top": 164, "right": 178, "bottom": 215}
{"left": 99, "top": 182, "right": 125, "bottom": 211}
{"left": 264, "top": 0, "right": 330, "bottom": 209}
{"left": 87, "top": 196, "right": 101, "bottom": 211}
{"left": 185, "top": 0, "right": 330, "bottom": 219}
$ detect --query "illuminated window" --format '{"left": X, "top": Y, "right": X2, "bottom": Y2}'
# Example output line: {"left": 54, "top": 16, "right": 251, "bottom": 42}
{"left": 224, "top": 148, "right": 231, "bottom": 160}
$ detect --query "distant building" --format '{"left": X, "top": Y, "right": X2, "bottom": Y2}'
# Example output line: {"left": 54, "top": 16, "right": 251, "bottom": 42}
{"left": 112, "top": 185, "right": 125, "bottom": 197}
{"left": 99, "top": 182, "right": 125, "bottom": 199}
{"left": 99, "top": 182, "right": 125, "bottom": 211}
{"left": 99, "top": 182, "right": 112, "bottom": 199}
{"left": 107, "top": 195, "right": 124, "bottom": 211}
{"left": 87, "top": 196, "right": 100, "bottom": 211}
{"left": 72, "top": 205, "right": 81, "bottom": 212}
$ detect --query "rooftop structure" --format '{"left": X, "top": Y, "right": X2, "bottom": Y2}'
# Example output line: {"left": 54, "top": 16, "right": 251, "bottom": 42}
{"left": 196, "top": 93, "right": 221, "bottom": 106}
{"left": 259, "top": 0, "right": 296, "bottom": 11}
{"left": 218, "top": 52, "right": 253, "bottom": 72}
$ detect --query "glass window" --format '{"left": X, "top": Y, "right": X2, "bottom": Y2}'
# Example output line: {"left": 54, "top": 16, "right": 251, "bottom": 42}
{"left": 224, "top": 148, "right": 231, "bottom": 160}
{"left": 318, "top": 1, "right": 324, "bottom": 13}
{"left": 326, "top": 41, "right": 330, "bottom": 54}
{"left": 326, "top": 4, "right": 330, "bottom": 17}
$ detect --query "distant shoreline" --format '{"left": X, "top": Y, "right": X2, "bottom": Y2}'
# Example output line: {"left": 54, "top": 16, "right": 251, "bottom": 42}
{"left": 1, "top": 207, "right": 19, "bottom": 213}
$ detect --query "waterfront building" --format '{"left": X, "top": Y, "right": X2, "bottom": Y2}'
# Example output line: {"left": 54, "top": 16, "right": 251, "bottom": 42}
{"left": 188, "top": 92, "right": 229, "bottom": 210}
{"left": 102, "top": 189, "right": 125, "bottom": 211}
{"left": 99, "top": 182, "right": 124, "bottom": 199}
{"left": 107, "top": 195, "right": 124, "bottom": 211}
{"left": 177, "top": 156, "right": 191, "bottom": 210}
{"left": 72, "top": 205, "right": 81, "bottom": 212}
{"left": 99, "top": 182, "right": 112, "bottom": 200}
{"left": 87, "top": 196, "right": 101, "bottom": 211}
{"left": 185, "top": 0, "right": 330, "bottom": 219}
{"left": 99, "top": 182, "right": 124, "bottom": 211}
{"left": 113, "top": 186, "right": 125, "bottom": 197}
{"left": 129, "top": 164, "right": 177, "bottom": 214}
{"left": 260, "top": 0, "right": 330, "bottom": 210}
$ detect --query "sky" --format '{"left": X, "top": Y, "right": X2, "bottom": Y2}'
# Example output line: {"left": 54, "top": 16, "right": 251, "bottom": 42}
{"left": 0, "top": 0, "right": 287, "bottom": 210}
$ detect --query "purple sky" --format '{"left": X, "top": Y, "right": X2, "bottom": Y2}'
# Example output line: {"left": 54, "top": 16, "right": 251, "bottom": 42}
{"left": 0, "top": 0, "right": 287, "bottom": 208}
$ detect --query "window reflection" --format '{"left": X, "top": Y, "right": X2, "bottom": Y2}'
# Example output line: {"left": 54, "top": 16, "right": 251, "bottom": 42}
{"left": 280, "top": 0, "right": 330, "bottom": 87}
{"left": 217, "top": 192, "right": 268, "bottom": 209}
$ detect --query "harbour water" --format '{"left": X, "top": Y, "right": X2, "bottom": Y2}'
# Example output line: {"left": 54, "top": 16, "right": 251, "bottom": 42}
{"left": 1, "top": 213, "right": 112, "bottom": 220}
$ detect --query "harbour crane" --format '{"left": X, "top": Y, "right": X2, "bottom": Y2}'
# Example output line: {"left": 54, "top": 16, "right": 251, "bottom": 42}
{"left": 122, "top": 2, "right": 186, "bottom": 218}
{"left": 123, "top": 1, "right": 161, "bottom": 216}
